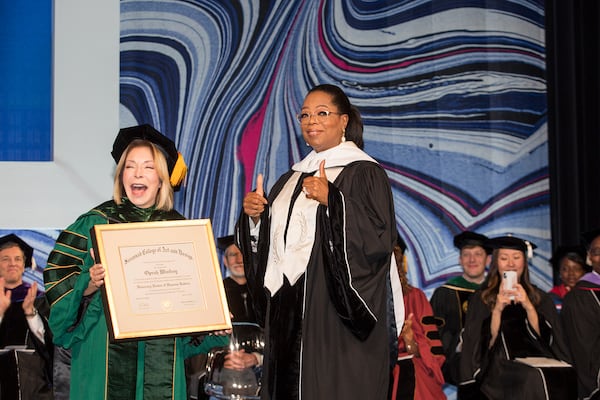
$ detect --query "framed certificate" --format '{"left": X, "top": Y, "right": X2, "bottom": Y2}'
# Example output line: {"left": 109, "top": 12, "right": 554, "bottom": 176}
{"left": 91, "top": 219, "right": 231, "bottom": 342}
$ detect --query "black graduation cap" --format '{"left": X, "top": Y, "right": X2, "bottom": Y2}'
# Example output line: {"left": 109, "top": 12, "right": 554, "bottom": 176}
{"left": 486, "top": 235, "right": 537, "bottom": 258}
{"left": 217, "top": 235, "right": 235, "bottom": 251}
{"left": 111, "top": 124, "right": 187, "bottom": 189}
{"left": 581, "top": 228, "right": 600, "bottom": 249}
{"left": 0, "top": 234, "right": 34, "bottom": 268}
{"left": 550, "top": 245, "right": 591, "bottom": 272}
{"left": 453, "top": 231, "right": 491, "bottom": 254}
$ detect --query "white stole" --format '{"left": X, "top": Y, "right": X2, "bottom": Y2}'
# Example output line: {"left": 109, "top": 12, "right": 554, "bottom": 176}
{"left": 263, "top": 141, "right": 377, "bottom": 295}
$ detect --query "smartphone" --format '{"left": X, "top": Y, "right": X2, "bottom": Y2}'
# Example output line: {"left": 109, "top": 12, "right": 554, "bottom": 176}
{"left": 502, "top": 270, "right": 517, "bottom": 301}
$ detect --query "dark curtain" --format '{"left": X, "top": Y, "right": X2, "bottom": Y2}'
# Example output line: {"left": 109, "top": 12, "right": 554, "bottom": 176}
{"left": 546, "top": 0, "right": 600, "bottom": 252}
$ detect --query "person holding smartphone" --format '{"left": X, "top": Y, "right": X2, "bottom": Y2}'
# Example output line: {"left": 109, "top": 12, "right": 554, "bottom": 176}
{"left": 459, "top": 236, "right": 575, "bottom": 400}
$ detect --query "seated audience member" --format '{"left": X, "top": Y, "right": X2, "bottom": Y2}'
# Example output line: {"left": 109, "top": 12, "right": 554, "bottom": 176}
{"left": 0, "top": 233, "right": 53, "bottom": 400}
{"left": 548, "top": 245, "right": 589, "bottom": 311}
{"left": 217, "top": 235, "right": 257, "bottom": 324}
{"left": 390, "top": 235, "right": 446, "bottom": 400}
{"left": 218, "top": 234, "right": 262, "bottom": 371}
{"left": 562, "top": 229, "right": 600, "bottom": 400}
{"left": 430, "top": 230, "right": 490, "bottom": 385}
{"left": 459, "top": 236, "right": 576, "bottom": 400}
{"left": 186, "top": 236, "right": 260, "bottom": 399}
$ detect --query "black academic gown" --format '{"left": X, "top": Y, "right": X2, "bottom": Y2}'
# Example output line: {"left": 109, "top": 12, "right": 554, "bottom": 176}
{"left": 223, "top": 277, "right": 257, "bottom": 324}
{"left": 460, "top": 287, "right": 575, "bottom": 400}
{"left": 561, "top": 277, "right": 600, "bottom": 400}
{"left": 430, "top": 277, "right": 481, "bottom": 385}
{"left": 0, "top": 286, "right": 53, "bottom": 400}
{"left": 237, "top": 160, "right": 396, "bottom": 400}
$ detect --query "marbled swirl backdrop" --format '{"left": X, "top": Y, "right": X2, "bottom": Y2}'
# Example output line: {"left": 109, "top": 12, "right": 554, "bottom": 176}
{"left": 119, "top": 0, "right": 550, "bottom": 294}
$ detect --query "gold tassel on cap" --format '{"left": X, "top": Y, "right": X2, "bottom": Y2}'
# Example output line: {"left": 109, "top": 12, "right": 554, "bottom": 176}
{"left": 170, "top": 153, "right": 187, "bottom": 187}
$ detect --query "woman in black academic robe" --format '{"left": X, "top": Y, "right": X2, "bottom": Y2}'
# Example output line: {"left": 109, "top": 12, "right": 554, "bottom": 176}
{"left": 237, "top": 84, "right": 397, "bottom": 400}
{"left": 459, "top": 236, "right": 576, "bottom": 400}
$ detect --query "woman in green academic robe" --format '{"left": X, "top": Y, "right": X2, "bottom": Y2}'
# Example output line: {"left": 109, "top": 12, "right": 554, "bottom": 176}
{"left": 44, "top": 125, "right": 227, "bottom": 400}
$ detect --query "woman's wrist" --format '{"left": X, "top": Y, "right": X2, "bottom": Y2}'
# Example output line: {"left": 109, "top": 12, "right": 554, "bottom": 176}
{"left": 523, "top": 302, "right": 536, "bottom": 313}
{"left": 24, "top": 307, "right": 38, "bottom": 318}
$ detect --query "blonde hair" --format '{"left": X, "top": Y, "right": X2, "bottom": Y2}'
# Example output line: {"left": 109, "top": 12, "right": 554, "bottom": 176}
{"left": 113, "top": 140, "right": 174, "bottom": 211}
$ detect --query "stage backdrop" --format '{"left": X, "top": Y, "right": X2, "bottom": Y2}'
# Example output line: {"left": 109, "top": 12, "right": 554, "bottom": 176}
{"left": 119, "top": 0, "right": 549, "bottom": 294}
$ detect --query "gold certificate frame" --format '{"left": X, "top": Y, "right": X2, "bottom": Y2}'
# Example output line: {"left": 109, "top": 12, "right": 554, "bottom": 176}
{"left": 91, "top": 219, "right": 231, "bottom": 342}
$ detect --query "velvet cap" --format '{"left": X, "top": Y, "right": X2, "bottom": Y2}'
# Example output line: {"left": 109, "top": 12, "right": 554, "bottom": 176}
{"left": 217, "top": 235, "right": 235, "bottom": 251}
{"left": 486, "top": 236, "right": 537, "bottom": 257}
{"left": 550, "top": 244, "right": 591, "bottom": 273}
{"left": 112, "top": 124, "right": 187, "bottom": 190}
{"left": 0, "top": 233, "right": 34, "bottom": 268}
{"left": 581, "top": 228, "right": 600, "bottom": 249}
{"left": 453, "top": 231, "right": 491, "bottom": 253}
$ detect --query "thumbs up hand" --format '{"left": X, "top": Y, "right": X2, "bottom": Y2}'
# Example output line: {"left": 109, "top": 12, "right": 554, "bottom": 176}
{"left": 256, "top": 174, "right": 264, "bottom": 197}
{"left": 243, "top": 173, "right": 268, "bottom": 221}
{"left": 302, "top": 160, "right": 329, "bottom": 206}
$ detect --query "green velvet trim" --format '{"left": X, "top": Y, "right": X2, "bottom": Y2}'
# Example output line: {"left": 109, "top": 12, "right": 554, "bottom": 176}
{"left": 444, "top": 275, "right": 482, "bottom": 291}
{"left": 44, "top": 228, "right": 88, "bottom": 304}
{"left": 47, "top": 199, "right": 187, "bottom": 399}
{"left": 142, "top": 338, "right": 177, "bottom": 399}
{"left": 44, "top": 272, "right": 80, "bottom": 306}
{"left": 107, "top": 342, "right": 138, "bottom": 399}
{"left": 46, "top": 200, "right": 184, "bottom": 306}
{"left": 46, "top": 250, "right": 83, "bottom": 271}
{"left": 92, "top": 199, "right": 185, "bottom": 224}
{"left": 45, "top": 214, "right": 105, "bottom": 305}
{"left": 56, "top": 229, "right": 88, "bottom": 252}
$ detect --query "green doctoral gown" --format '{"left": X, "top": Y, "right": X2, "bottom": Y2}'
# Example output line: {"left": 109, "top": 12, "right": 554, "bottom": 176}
{"left": 44, "top": 199, "right": 227, "bottom": 400}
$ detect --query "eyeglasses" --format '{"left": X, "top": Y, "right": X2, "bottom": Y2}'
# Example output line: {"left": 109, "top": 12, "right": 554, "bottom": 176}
{"left": 589, "top": 248, "right": 600, "bottom": 257}
{"left": 296, "top": 110, "right": 344, "bottom": 124}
